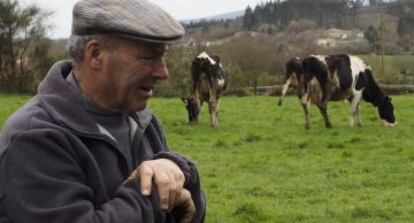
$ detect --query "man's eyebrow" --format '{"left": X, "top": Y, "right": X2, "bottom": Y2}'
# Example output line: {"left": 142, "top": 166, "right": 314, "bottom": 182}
{"left": 153, "top": 46, "right": 168, "bottom": 56}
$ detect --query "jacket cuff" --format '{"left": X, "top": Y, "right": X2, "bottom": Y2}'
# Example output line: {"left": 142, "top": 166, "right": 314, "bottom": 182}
{"left": 153, "top": 151, "right": 192, "bottom": 186}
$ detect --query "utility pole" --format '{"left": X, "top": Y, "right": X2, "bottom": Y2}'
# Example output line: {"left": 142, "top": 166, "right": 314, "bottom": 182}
{"left": 380, "top": 13, "right": 385, "bottom": 78}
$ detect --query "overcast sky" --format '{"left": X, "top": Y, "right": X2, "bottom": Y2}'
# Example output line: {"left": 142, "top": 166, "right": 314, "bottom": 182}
{"left": 19, "top": 0, "right": 263, "bottom": 39}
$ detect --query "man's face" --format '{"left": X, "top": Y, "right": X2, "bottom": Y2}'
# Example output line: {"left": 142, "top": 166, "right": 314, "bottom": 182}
{"left": 97, "top": 37, "right": 169, "bottom": 113}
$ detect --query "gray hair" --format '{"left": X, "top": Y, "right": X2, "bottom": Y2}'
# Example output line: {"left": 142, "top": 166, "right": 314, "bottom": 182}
{"left": 66, "top": 34, "right": 119, "bottom": 64}
{"left": 66, "top": 34, "right": 95, "bottom": 63}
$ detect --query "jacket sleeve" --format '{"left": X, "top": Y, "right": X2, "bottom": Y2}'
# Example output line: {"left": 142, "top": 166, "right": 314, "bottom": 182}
{"left": 150, "top": 117, "right": 206, "bottom": 223}
{"left": 0, "top": 129, "right": 165, "bottom": 223}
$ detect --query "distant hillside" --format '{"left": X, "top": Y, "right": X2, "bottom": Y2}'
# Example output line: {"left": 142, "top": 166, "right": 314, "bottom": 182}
{"left": 181, "top": 10, "right": 244, "bottom": 24}
{"left": 183, "top": 1, "right": 409, "bottom": 49}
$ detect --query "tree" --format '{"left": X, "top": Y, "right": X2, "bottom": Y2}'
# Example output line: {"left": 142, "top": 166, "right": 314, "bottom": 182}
{"left": 243, "top": 6, "right": 255, "bottom": 30}
{"left": 364, "top": 25, "right": 379, "bottom": 46}
{"left": 397, "top": 7, "right": 414, "bottom": 36}
{"left": 0, "top": 0, "right": 51, "bottom": 92}
{"left": 369, "top": 0, "right": 383, "bottom": 6}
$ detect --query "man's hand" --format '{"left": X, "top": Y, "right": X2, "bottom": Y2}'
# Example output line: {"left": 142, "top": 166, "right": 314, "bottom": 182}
{"left": 127, "top": 159, "right": 185, "bottom": 211}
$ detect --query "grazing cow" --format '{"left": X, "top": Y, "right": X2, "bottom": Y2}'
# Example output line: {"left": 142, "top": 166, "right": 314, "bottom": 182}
{"left": 182, "top": 52, "right": 227, "bottom": 127}
{"left": 282, "top": 54, "right": 396, "bottom": 129}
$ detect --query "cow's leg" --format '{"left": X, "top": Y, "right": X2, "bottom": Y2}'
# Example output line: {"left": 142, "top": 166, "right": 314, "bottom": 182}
{"left": 208, "top": 100, "right": 218, "bottom": 128}
{"left": 300, "top": 82, "right": 309, "bottom": 105}
{"left": 349, "top": 94, "right": 363, "bottom": 127}
{"left": 193, "top": 82, "right": 203, "bottom": 124}
{"left": 194, "top": 85, "right": 201, "bottom": 108}
{"left": 317, "top": 102, "right": 332, "bottom": 129}
{"left": 212, "top": 98, "right": 220, "bottom": 127}
{"left": 194, "top": 100, "right": 202, "bottom": 124}
{"left": 301, "top": 100, "right": 311, "bottom": 129}
{"left": 208, "top": 85, "right": 218, "bottom": 128}
{"left": 356, "top": 103, "right": 362, "bottom": 127}
{"left": 278, "top": 77, "right": 293, "bottom": 106}
{"left": 215, "top": 97, "right": 221, "bottom": 116}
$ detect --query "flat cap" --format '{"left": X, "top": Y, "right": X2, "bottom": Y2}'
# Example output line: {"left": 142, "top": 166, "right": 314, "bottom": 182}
{"left": 71, "top": 0, "right": 185, "bottom": 43}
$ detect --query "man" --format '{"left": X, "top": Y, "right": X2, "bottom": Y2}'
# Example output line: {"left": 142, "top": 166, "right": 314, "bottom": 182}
{"left": 0, "top": 0, "right": 205, "bottom": 222}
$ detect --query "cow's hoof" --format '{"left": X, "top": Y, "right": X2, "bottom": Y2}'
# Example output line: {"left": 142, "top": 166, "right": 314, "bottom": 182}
{"left": 189, "top": 121, "right": 200, "bottom": 125}
{"left": 326, "top": 124, "right": 333, "bottom": 129}
{"left": 278, "top": 100, "right": 283, "bottom": 106}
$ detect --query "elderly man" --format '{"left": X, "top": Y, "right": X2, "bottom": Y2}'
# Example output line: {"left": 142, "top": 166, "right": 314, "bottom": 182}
{"left": 0, "top": 0, "right": 205, "bottom": 222}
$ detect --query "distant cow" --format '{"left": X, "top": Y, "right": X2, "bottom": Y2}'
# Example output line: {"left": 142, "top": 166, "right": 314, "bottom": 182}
{"left": 182, "top": 52, "right": 227, "bottom": 127}
{"left": 280, "top": 54, "right": 396, "bottom": 129}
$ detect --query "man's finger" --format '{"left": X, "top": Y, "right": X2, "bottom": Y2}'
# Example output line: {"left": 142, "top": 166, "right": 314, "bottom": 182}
{"left": 138, "top": 164, "right": 154, "bottom": 196}
{"left": 124, "top": 169, "right": 138, "bottom": 183}
{"left": 178, "top": 190, "right": 195, "bottom": 223}
{"left": 174, "top": 169, "right": 185, "bottom": 194}
{"left": 154, "top": 171, "right": 170, "bottom": 210}
{"left": 167, "top": 171, "right": 177, "bottom": 212}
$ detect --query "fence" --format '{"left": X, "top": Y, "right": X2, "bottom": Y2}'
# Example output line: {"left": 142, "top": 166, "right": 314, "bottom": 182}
{"left": 235, "top": 85, "right": 414, "bottom": 96}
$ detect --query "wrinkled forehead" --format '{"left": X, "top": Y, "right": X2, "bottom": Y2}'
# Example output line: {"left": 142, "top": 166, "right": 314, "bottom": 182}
{"left": 138, "top": 41, "right": 168, "bottom": 55}
{"left": 118, "top": 36, "right": 168, "bottom": 55}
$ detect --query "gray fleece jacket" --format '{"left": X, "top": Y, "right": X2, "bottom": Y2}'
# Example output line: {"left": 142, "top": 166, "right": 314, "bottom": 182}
{"left": 0, "top": 60, "right": 206, "bottom": 223}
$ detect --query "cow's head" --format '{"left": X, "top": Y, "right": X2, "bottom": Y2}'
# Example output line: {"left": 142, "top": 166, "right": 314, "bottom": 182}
{"left": 181, "top": 96, "right": 200, "bottom": 124}
{"left": 378, "top": 96, "right": 397, "bottom": 127}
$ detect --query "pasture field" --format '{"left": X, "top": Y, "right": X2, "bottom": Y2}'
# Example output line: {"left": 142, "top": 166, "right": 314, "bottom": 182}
{"left": 1, "top": 94, "right": 414, "bottom": 222}
{"left": 151, "top": 95, "right": 414, "bottom": 223}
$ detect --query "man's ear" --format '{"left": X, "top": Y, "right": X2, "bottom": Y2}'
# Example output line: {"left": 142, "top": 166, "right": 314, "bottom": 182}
{"left": 85, "top": 39, "right": 102, "bottom": 70}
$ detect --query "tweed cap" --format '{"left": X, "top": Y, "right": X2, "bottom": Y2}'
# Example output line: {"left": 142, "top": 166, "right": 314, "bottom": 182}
{"left": 71, "top": 0, "right": 185, "bottom": 43}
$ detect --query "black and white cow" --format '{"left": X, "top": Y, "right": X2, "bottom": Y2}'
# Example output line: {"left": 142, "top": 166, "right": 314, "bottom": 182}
{"left": 182, "top": 52, "right": 227, "bottom": 127}
{"left": 280, "top": 54, "right": 396, "bottom": 129}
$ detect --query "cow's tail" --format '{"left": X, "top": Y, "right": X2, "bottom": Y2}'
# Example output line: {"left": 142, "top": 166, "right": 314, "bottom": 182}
{"left": 301, "top": 60, "right": 312, "bottom": 96}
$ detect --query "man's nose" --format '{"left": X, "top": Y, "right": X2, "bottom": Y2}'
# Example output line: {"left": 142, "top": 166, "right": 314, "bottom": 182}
{"left": 152, "top": 59, "right": 169, "bottom": 80}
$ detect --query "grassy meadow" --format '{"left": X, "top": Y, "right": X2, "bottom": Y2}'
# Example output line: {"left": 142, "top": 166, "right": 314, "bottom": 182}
{"left": 150, "top": 95, "right": 414, "bottom": 223}
{"left": 1, "top": 94, "right": 414, "bottom": 222}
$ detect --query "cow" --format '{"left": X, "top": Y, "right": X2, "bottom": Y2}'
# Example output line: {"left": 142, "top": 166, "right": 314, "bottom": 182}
{"left": 280, "top": 54, "right": 396, "bottom": 129}
{"left": 182, "top": 52, "right": 227, "bottom": 127}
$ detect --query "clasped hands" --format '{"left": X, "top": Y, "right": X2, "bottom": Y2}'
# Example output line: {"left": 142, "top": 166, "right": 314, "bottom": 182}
{"left": 127, "top": 159, "right": 195, "bottom": 223}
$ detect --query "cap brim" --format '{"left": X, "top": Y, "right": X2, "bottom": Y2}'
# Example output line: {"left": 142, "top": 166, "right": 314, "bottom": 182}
{"left": 119, "top": 33, "right": 184, "bottom": 44}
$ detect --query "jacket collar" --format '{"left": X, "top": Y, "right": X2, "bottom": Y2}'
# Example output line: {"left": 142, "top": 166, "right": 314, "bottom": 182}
{"left": 38, "top": 60, "right": 154, "bottom": 136}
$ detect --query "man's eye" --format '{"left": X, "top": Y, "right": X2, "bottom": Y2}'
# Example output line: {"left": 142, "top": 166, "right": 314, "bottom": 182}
{"left": 141, "top": 56, "right": 155, "bottom": 60}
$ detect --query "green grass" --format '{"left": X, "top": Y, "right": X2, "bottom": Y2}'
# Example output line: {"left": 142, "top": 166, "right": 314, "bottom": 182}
{"left": 2, "top": 94, "right": 414, "bottom": 222}
{"left": 0, "top": 93, "right": 32, "bottom": 128}
{"left": 150, "top": 95, "right": 414, "bottom": 223}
